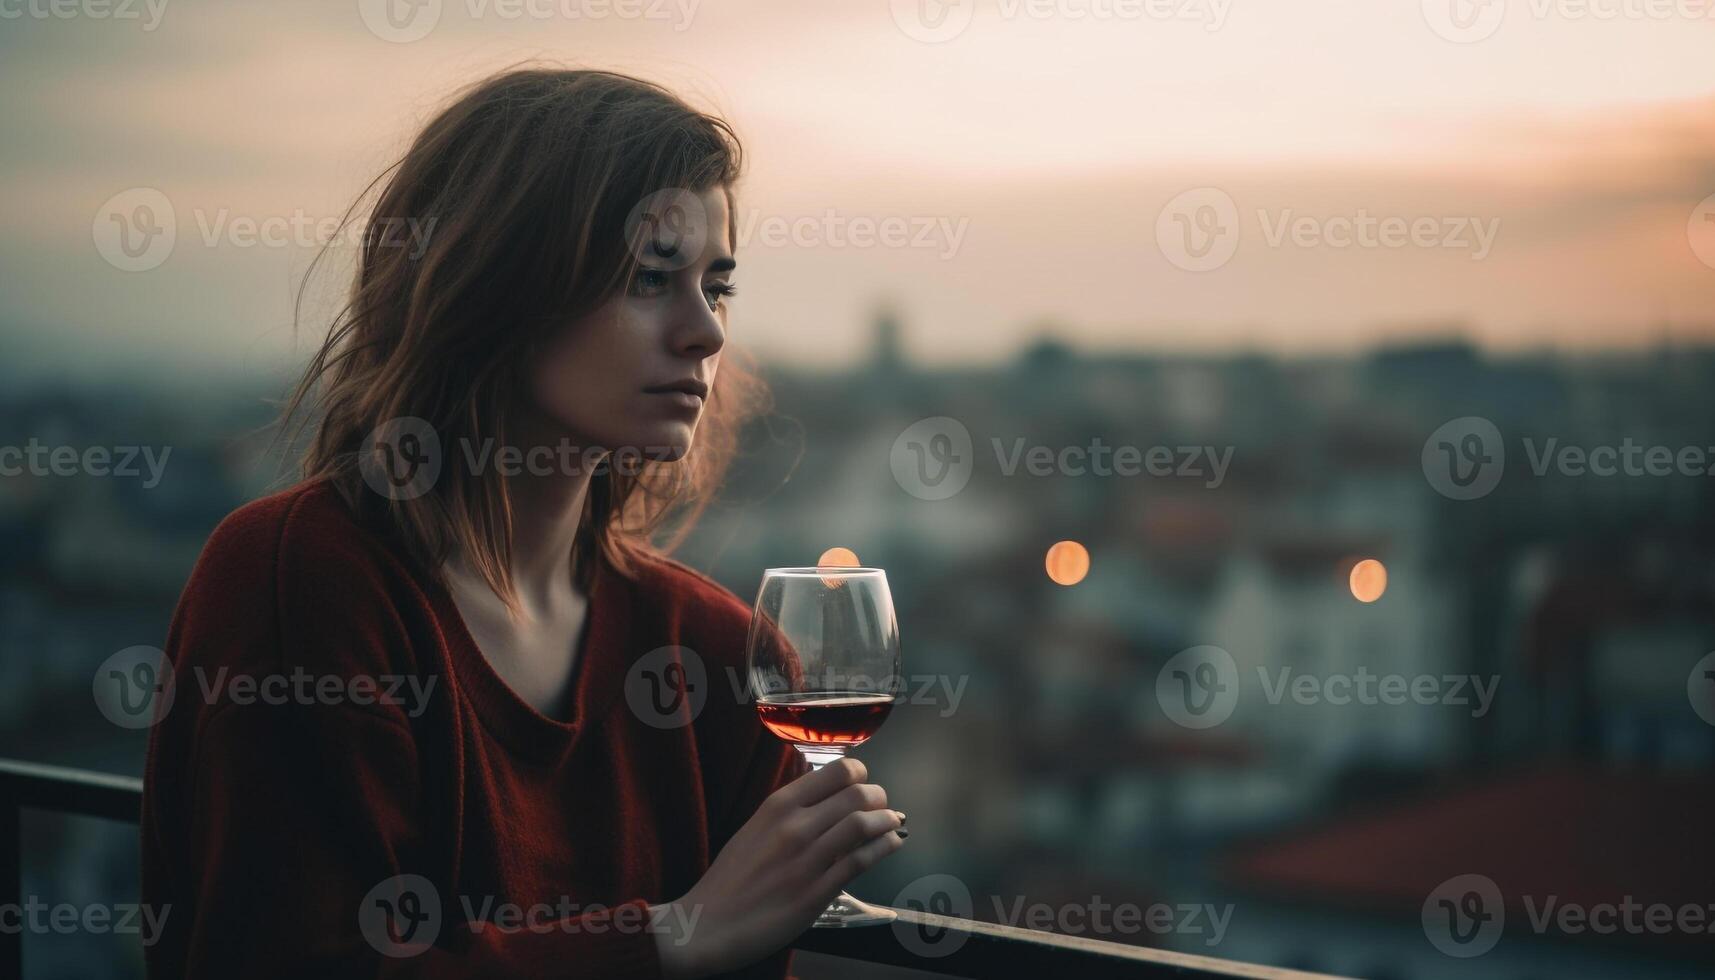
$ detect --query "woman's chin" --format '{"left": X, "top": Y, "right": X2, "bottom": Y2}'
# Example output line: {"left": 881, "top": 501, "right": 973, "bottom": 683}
{"left": 610, "top": 424, "right": 694, "bottom": 464}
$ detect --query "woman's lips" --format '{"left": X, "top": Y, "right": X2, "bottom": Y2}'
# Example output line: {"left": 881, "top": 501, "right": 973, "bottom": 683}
{"left": 648, "top": 390, "right": 703, "bottom": 412}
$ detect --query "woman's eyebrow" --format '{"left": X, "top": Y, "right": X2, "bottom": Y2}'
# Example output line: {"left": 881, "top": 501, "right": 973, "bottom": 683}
{"left": 706, "top": 256, "right": 737, "bottom": 274}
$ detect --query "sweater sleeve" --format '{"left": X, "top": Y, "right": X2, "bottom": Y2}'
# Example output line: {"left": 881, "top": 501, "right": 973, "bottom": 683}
{"left": 712, "top": 716, "right": 811, "bottom": 856}
{"left": 703, "top": 720, "right": 810, "bottom": 980}
{"left": 708, "top": 612, "right": 812, "bottom": 858}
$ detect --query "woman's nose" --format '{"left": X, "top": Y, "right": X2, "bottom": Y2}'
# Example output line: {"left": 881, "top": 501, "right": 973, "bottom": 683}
{"left": 672, "top": 297, "right": 726, "bottom": 358}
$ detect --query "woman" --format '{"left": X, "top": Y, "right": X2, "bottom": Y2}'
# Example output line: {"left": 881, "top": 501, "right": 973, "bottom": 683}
{"left": 140, "top": 67, "right": 906, "bottom": 979}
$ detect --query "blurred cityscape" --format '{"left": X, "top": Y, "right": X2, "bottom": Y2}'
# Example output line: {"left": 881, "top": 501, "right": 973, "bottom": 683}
{"left": 3, "top": 313, "right": 1714, "bottom": 978}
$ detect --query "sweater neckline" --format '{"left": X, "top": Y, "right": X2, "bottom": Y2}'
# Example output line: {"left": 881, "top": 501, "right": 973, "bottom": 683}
{"left": 421, "top": 552, "right": 634, "bottom": 764}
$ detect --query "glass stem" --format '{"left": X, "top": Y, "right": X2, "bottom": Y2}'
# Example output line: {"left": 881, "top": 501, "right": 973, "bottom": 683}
{"left": 796, "top": 746, "right": 846, "bottom": 771}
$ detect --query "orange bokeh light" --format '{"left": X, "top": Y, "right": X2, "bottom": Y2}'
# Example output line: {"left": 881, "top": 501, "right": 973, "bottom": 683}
{"left": 817, "top": 547, "right": 859, "bottom": 588}
{"left": 1045, "top": 540, "right": 1090, "bottom": 586}
{"left": 818, "top": 547, "right": 859, "bottom": 568}
{"left": 1349, "top": 558, "right": 1387, "bottom": 603}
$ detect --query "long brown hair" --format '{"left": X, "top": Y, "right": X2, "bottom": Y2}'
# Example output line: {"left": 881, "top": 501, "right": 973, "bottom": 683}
{"left": 278, "top": 67, "right": 766, "bottom": 615}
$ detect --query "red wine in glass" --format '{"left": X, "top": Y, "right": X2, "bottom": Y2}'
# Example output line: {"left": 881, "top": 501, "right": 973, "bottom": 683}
{"left": 755, "top": 692, "right": 895, "bottom": 747}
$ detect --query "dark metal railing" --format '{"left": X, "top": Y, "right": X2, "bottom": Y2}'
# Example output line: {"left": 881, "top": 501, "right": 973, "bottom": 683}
{"left": 0, "top": 758, "right": 1335, "bottom": 979}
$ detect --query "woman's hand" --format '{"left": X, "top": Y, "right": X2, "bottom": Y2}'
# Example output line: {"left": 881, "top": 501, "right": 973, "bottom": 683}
{"left": 648, "top": 756, "right": 907, "bottom": 979}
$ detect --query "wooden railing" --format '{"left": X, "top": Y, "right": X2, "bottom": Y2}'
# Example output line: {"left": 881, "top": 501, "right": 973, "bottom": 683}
{"left": 0, "top": 758, "right": 1338, "bottom": 979}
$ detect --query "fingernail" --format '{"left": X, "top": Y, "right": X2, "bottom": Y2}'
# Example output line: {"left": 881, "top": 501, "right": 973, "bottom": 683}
{"left": 896, "top": 828, "right": 910, "bottom": 839}
{"left": 894, "top": 810, "right": 907, "bottom": 824}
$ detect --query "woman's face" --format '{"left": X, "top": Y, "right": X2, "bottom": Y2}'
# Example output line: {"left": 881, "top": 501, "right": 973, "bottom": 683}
{"left": 524, "top": 186, "right": 735, "bottom": 465}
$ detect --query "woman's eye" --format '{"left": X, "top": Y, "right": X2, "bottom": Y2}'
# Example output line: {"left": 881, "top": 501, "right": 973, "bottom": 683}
{"left": 630, "top": 268, "right": 670, "bottom": 296}
{"left": 704, "top": 281, "right": 737, "bottom": 312}
{"left": 629, "top": 268, "right": 735, "bottom": 311}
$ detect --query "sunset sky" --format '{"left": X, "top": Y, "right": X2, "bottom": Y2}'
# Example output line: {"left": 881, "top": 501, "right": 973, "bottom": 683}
{"left": 2, "top": 0, "right": 1713, "bottom": 379}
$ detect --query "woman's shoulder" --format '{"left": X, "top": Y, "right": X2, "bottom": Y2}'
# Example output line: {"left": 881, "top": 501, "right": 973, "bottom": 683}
{"left": 176, "top": 479, "right": 425, "bottom": 673}
{"left": 623, "top": 550, "right": 754, "bottom": 652}
{"left": 198, "top": 477, "right": 400, "bottom": 580}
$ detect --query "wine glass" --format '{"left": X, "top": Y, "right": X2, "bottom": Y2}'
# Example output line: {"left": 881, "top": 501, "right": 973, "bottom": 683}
{"left": 746, "top": 565, "right": 903, "bottom": 927}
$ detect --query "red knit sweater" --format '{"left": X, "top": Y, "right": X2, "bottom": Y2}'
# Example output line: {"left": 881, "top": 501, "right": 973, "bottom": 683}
{"left": 141, "top": 479, "right": 809, "bottom": 978}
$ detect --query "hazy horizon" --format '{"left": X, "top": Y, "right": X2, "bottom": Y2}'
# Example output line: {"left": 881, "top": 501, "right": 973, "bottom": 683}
{"left": 4, "top": 0, "right": 1713, "bottom": 378}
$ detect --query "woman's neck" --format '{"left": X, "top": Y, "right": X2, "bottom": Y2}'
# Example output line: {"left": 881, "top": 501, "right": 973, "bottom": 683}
{"left": 464, "top": 409, "right": 602, "bottom": 617}
{"left": 501, "top": 463, "right": 593, "bottom": 613}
